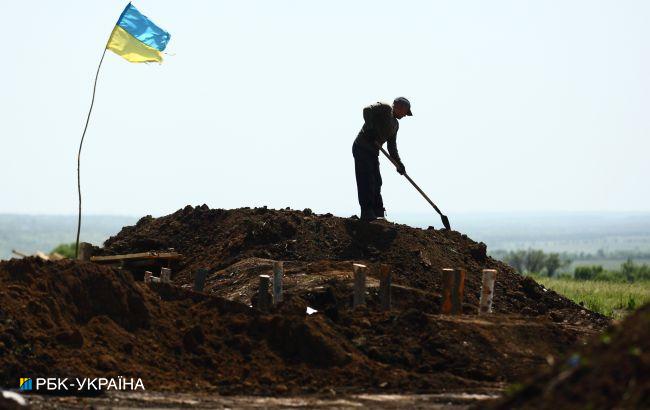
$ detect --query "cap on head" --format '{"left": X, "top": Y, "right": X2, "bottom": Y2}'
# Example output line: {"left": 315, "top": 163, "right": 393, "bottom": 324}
{"left": 393, "top": 97, "right": 413, "bottom": 116}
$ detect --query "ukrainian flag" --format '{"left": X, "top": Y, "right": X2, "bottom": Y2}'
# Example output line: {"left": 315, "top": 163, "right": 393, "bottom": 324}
{"left": 107, "top": 3, "right": 170, "bottom": 63}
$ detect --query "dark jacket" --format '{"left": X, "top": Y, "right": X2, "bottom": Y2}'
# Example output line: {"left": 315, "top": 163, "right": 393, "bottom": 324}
{"left": 354, "top": 102, "right": 402, "bottom": 163}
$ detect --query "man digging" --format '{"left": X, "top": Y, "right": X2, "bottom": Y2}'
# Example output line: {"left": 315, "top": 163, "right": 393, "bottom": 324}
{"left": 352, "top": 97, "right": 412, "bottom": 221}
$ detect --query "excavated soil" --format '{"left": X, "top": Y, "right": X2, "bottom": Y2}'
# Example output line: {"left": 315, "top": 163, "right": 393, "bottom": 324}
{"left": 485, "top": 302, "right": 650, "bottom": 410}
{"left": 0, "top": 206, "right": 612, "bottom": 397}
{"left": 101, "top": 206, "right": 608, "bottom": 326}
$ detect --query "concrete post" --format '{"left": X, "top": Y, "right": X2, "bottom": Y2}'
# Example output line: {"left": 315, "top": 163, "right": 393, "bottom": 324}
{"left": 194, "top": 268, "right": 208, "bottom": 292}
{"left": 353, "top": 263, "right": 367, "bottom": 307}
{"left": 479, "top": 269, "right": 497, "bottom": 315}
{"left": 272, "top": 261, "right": 283, "bottom": 305}
{"left": 78, "top": 242, "right": 93, "bottom": 261}
{"left": 441, "top": 268, "right": 466, "bottom": 315}
{"left": 160, "top": 267, "right": 171, "bottom": 284}
{"left": 378, "top": 264, "right": 391, "bottom": 311}
{"left": 258, "top": 274, "right": 272, "bottom": 310}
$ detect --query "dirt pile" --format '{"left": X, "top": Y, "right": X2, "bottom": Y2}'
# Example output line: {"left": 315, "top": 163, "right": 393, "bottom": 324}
{"left": 1, "top": 258, "right": 384, "bottom": 394}
{"left": 101, "top": 205, "right": 608, "bottom": 326}
{"left": 486, "top": 303, "right": 650, "bottom": 409}
{"left": 0, "top": 206, "right": 612, "bottom": 396}
{"left": 0, "top": 257, "right": 597, "bottom": 396}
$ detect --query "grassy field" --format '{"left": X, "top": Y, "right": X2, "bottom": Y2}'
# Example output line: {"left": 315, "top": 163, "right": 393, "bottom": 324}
{"left": 535, "top": 277, "right": 650, "bottom": 320}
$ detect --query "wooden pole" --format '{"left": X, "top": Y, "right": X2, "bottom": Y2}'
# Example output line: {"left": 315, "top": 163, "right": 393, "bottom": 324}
{"left": 453, "top": 268, "right": 466, "bottom": 314}
{"left": 441, "top": 268, "right": 454, "bottom": 314}
{"left": 77, "top": 242, "right": 93, "bottom": 261}
{"left": 258, "top": 275, "right": 272, "bottom": 310}
{"left": 75, "top": 48, "right": 109, "bottom": 259}
{"left": 378, "top": 264, "right": 391, "bottom": 311}
{"left": 479, "top": 269, "right": 497, "bottom": 315}
{"left": 353, "top": 263, "right": 367, "bottom": 307}
{"left": 441, "top": 268, "right": 465, "bottom": 314}
{"left": 194, "top": 268, "right": 208, "bottom": 292}
{"left": 160, "top": 267, "right": 171, "bottom": 284}
{"left": 272, "top": 261, "right": 283, "bottom": 304}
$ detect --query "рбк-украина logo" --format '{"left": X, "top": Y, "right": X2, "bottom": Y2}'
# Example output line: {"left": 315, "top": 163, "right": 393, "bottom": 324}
{"left": 17, "top": 377, "right": 145, "bottom": 392}
{"left": 19, "top": 378, "right": 32, "bottom": 391}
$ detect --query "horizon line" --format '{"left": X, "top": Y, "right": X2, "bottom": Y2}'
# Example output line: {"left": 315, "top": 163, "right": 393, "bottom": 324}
{"left": 2, "top": 209, "right": 650, "bottom": 218}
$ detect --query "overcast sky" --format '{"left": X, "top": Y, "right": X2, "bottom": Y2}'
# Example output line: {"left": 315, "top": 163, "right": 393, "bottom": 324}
{"left": 1, "top": 0, "right": 648, "bottom": 219}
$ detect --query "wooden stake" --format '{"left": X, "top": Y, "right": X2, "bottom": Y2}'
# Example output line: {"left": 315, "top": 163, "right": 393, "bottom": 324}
{"left": 479, "top": 269, "right": 497, "bottom": 315}
{"left": 75, "top": 48, "right": 109, "bottom": 260}
{"left": 160, "top": 267, "right": 171, "bottom": 284}
{"left": 258, "top": 275, "right": 272, "bottom": 310}
{"left": 194, "top": 268, "right": 208, "bottom": 292}
{"left": 453, "top": 268, "right": 466, "bottom": 314}
{"left": 441, "top": 268, "right": 466, "bottom": 315}
{"left": 353, "top": 263, "right": 367, "bottom": 307}
{"left": 272, "top": 261, "right": 283, "bottom": 305}
{"left": 78, "top": 242, "right": 93, "bottom": 261}
{"left": 378, "top": 264, "right": 391, "bottom": 311}
{"left": 441, "top": 268, "right": 454, "bottom": 314}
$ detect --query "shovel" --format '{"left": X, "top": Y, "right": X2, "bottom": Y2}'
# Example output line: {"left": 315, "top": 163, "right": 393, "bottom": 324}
{"left": 378, "top": 146, "right": 451, "bottom": 230}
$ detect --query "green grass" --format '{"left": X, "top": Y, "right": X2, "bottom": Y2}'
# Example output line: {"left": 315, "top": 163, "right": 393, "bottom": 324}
{"left": 535, "top": 277, "right": 650, "bottom": 320}
{"left": 51, "top": 243, "right": 76, "bottom": 258}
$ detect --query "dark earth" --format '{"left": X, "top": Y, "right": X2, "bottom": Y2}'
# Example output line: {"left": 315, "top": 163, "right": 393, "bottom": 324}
{"left": 1, "top": 205, "right": 642, "bottom": 408}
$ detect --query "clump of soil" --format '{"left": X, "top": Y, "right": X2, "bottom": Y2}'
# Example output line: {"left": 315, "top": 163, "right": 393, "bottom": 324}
{"left": 486, "top": 303, "right": 650, "bottom": 410}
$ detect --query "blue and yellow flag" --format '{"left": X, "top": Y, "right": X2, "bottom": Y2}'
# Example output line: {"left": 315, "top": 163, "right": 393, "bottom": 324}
{"left": 107, "top": 3, "right": 170, "bottom": 63}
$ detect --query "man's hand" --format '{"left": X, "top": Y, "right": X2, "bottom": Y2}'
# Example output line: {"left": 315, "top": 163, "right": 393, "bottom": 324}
{"left": 396, "top": 162, "right": 406, "bottom": 175}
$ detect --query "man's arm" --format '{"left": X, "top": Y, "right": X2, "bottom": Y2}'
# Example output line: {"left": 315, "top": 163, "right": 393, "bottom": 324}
{"left": 387, "top": 133, "right": 406, "bottom": 174}
{"left": 387, "top": 133, "right": 400, "bottom": 162}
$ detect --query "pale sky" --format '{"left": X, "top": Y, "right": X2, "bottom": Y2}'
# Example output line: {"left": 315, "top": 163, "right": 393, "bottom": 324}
{"left": 1, "top": 0, "right": 648, "bottom": 218}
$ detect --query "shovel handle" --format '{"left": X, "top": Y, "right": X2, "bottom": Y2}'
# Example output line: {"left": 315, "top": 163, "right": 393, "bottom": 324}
{"left": 377, "top": 146, "right": 445, "bottom": 217}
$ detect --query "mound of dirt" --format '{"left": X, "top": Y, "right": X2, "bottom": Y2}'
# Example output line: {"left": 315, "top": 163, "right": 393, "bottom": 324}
{"left": 101, "top": 205, "right": 608, "bottom": 326}
{"left": 486, "top": 303, "right": 650, "bottom": 409}
{"left": 0, "top": 206, "right": 613, "bottom": 397}
{"left": 0, "top": 257, "right": 598, "bottom": 396}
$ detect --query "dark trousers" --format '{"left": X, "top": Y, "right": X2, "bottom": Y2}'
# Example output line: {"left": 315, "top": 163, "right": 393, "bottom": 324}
{"left": 352, "top": 142, "right": 384, "bottom": 217}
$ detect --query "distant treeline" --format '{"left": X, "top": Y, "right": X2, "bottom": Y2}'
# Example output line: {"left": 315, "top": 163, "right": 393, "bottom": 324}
{"left": 491, "top": 249, "right": 650, "bottom": 283}
{"left": 491, "top": 248, "right": 650, "bottom": 263}
{"left": 564, "top": 249, "right": 650, "bottom": 261}
{"left": 490, "top": 249, "right": 571, "bottom": 277}
{"left": 572, "top": 261, "right": 650, "bottom": 283}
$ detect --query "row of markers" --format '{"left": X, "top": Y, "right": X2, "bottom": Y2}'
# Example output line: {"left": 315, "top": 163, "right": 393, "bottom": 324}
{"left": 348, "top": 264, "right": 497, "bottom": 315}
{"left": 142, "top": 263, "right": 498, "bottom": 316}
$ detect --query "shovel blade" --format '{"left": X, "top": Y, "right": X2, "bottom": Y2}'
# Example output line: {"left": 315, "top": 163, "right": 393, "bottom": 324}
{"left": 441, "top": 214, "right": 451, "bottom": 231}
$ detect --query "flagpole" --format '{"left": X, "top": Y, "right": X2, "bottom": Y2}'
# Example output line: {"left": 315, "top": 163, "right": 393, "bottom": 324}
{"left": 75, "top": 47, "right": 108, "bottom": 259}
